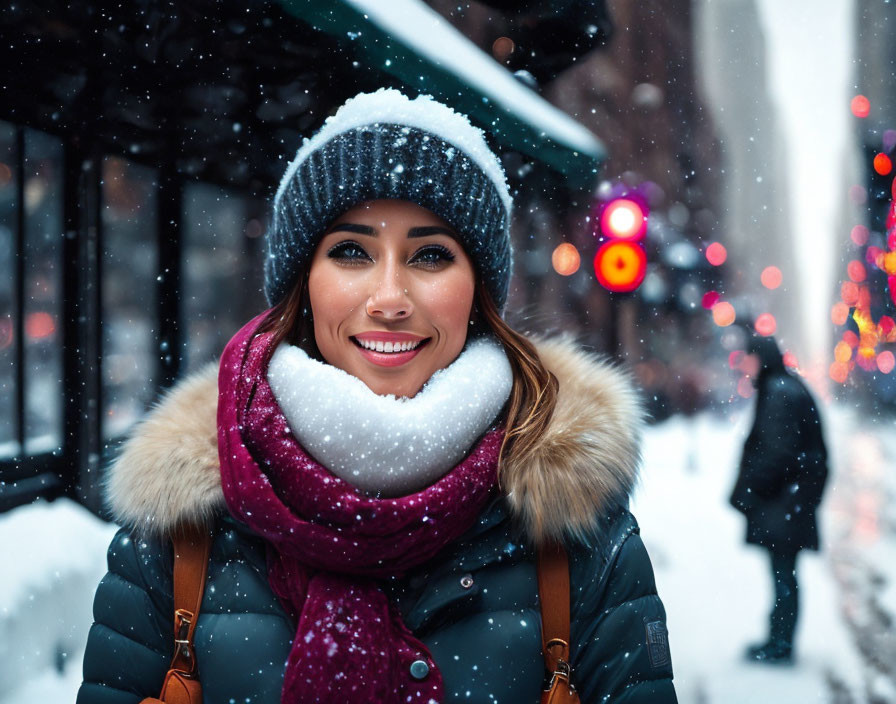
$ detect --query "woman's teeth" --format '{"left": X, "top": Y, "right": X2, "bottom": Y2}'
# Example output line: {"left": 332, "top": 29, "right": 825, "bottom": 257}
{"left": 356, "top": 339, "right": 422, "bottom": 353}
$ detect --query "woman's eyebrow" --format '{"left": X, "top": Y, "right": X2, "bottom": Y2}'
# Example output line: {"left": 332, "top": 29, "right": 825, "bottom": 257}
{"left": 326, "top": 223, "right": 376, "bottom": 236}
{"left": 325, "top": 223, "right": 457, "bottom": 238}
{"left": 408, "top": 226, "right": 457, "bottom": 238}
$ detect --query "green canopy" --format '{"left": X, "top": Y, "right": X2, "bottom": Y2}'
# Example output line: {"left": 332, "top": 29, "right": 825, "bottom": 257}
{"left": 279, "top": 0, "right": 606, "bottom": 191}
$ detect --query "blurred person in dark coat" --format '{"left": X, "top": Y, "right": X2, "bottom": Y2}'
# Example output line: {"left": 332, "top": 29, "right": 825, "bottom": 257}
{"left": 729, "top": 334, "right": 829, "bottom": 664}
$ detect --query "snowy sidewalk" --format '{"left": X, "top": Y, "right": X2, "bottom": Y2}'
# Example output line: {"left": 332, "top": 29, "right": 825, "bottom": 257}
{"left": 633, "top": 409, "right": 877, "bottom": 703}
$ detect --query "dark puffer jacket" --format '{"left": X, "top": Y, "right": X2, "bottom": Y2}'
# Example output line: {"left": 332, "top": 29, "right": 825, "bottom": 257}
{"left": 729, "top": 339, "right": 829, "bottom": 553}
{"left": 78, "top": 338, "right": 677, "bottom": 703}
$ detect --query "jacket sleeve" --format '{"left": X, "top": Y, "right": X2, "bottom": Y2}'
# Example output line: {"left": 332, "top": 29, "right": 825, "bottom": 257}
{"left": 569, "top": 522, "right": 677, "bottom": 703}
{"left": 76, "top": 527, "right": 174, "bottom": 704}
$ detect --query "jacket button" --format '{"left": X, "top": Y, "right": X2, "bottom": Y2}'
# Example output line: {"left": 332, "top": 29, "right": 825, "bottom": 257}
{"left": 459, "top": 573, "right": 474, "bottom": 589}
{"left": 409, "top": 659, "right": 430, "bottom": 680}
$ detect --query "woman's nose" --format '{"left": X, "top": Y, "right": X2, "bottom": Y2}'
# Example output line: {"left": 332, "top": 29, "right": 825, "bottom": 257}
{"left": 366, "top": 263, "right": 413, "bottom": 320}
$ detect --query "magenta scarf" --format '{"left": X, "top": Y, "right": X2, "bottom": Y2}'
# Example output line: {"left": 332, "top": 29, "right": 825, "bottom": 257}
{"left": 217, "top": 312, "right": 503, "bottom": 703}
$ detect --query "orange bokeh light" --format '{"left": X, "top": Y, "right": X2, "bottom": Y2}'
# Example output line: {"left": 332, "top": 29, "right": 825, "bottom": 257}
{"left": 847, "top": 260, "right": 867, "bottom": 282}
{"left": 25, "top": 312, "right": 55, "bottom": 340}
{"left": 874, "top": 153, "right": 893, "bottom": 176}
{"left": 851, "top": 94, "right": 870, "bottom": 118}
{"left": 551, "top": 243, "right": 581, "bottom": 276}
{"left": 782, "top": 351, "right": 798, "bottom": 369}
{"left": 705, "top": 242, "right": 727, "bottom": 266}
{"left": 831, "top": 302, "right": 850, "bottom": 326}
{"left": 760, "top": 266, "right": 782, "bottom": 289}
{"left": 593, "top": 241, "right": 647, "bottom": 292}
{"left": 841, "top": 281, "right": 859, "bottom": 306}
{"left": 834, "top": 341, "right": 853, "bottom": 363}
{"left": 851, "top": 225, "right": 870, "bottom": 246}
{"left": 829, "top": 361, "right": 849, "bottom": 384}
{"left": 712, "top": 301, "right": 736, "bottom": 327}
{"left": 881, "top": 251, "right": 896, "bottom": 275}
{"left": 755, "top": 313, "right": 777, "bottom": 337}
{"left": 878, "top": 351, "right": 896, "bottom": 374}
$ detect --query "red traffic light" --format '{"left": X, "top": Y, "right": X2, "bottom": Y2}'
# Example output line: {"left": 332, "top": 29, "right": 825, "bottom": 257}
{"left": 594, "top": 240, "right": 647, "bottom": 293}
{"left": 600, "top": 198, "right": 647, "bottom": 241}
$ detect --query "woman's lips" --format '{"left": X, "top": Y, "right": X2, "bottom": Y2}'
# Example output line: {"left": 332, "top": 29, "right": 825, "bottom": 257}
{"left": 351, "top": 335, "right": 430, "bottom": 368}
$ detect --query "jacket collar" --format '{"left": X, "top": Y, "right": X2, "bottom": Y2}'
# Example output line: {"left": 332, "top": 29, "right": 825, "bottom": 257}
{"left": 105, "top": 336, "right": 643, "bottom": 546}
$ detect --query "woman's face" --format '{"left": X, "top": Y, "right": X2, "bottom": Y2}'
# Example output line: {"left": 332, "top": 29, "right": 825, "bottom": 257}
{"left": 308, "top": 199, "right": 476, "bottom": 398}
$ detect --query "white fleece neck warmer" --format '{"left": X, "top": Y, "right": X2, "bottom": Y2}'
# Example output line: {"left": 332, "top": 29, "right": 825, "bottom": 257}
{"left": 267, "top": 337, "right": 513, "bottom": 497}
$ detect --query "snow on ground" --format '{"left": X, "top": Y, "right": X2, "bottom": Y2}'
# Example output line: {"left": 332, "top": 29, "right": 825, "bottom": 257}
{"left": 0, "top": 499, "right": 117, "bottom": 704}
{"left": 0, "top": 406, "right": 889, "bottom": 703}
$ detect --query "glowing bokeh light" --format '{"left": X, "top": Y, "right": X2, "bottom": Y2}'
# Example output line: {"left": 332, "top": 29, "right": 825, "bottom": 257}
{"left": 843, "top": 330, "right": 859, "bottom": 347}
{"left": 881, "top": 252, "right": 896, "bottom": 275}
{"left": 25, "top": 312, "right": 55, "bottom": 340}
{"left": 851, "top": 225, "right": 870, "bottom": 246}
{"left": 728, "top": 350, "right": 744, "bottom": 369}
{"left": 849, "top": 185, "right": 867, "bottom": 205}
{"left": 841, "top": 281, "right": 859, "bottom": 306}
{"left": 600, "top": 198, "right": 647, "bottom": 241}
{"left": 831, "top": 302, "right": 850, "bottom": 326}
{"left": 705, "top": 242, "right": 727, "bottom": 266}
{"left": 829, "top": 361, "right": 849, "bottom": 384}
{"left": 712, "top": 301, "right": 736, "bottom": 327}
{"left": 851, "top": 94, "right": 871, "bottom": 118}
{"left": 874, "top": 153, "right": 893, "bottom": 176}
{"left": 847, "top": 260, "right": 867, "bottom": 282}
{"left": 593, "top": 241, "right": 647, "bottom": 292}
{"left": 858, "top": 285, "right": 872, "bottom": 310}
{"left": 834, "top": 341, "right": 853, "bottom": 363}
{"left": 737, "top": 376, "right": 754, "bottom": 399}
{"left": 551, "top": 243, "right": 581, "bottom": 276}
{"left": 0, "top": 318, "right": 11, "bottom": 350}
{"left": 760, "top": 266, "right": 782, "bottom": 289}
{"left": 702, "top": 291, "right": 720, "bottom": 309}
{"left": 782, "top": 351, "right": 798, "bottom": 369}
{"left": 878, "top": 351, "right": 896, "bottom": 374}
{"left": 755, "top": 313, "right": 777, "bottom": 337}
{"left": 880, "top": 316, "right": 896, "bottom": 341}
{"left": 867, "top": 246, "right": 883, "bottom": 266}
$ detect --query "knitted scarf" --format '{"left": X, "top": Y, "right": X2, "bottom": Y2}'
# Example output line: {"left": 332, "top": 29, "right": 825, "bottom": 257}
{"left": 217, "top": 312, "right": 503, "bottom": 703}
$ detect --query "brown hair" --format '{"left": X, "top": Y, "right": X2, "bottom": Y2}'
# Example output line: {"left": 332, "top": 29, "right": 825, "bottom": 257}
{"left": 254, "top": 272, "right": 559, "bottom": 482}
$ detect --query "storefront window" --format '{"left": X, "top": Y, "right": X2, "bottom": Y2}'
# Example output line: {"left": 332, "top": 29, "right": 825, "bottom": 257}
{"left": 183, "top": 183, "right": 266, "bottom": 373}
{"left": 22, "top": 129, "right": 63, "bottom": 455}
{"left": 0, "top": 122, "right": 16, "bottom": 457}
{"left": 101, "top": 157, "right": 158, "bottom": 440}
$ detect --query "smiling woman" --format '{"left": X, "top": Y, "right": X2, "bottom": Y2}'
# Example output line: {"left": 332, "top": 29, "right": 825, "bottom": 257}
{"left": 78, "top": 89, "right": 677, "bottom": 704}
{"left": 307, "top": 199, "right": 476, "bottom": 398}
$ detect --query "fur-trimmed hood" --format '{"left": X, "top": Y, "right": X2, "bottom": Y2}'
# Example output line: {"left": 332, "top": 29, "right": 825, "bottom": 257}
{"left": 106, "top": 337, "right": 643, "bottom": 546}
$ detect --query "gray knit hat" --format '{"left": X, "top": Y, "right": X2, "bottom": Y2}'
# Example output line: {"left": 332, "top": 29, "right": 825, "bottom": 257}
{"left": 264, "top": 89, "right": 513, "bottom": 309}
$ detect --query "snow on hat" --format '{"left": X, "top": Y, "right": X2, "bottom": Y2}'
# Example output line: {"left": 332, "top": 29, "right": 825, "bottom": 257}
{"left": 264, "top": 88, "right": 513, "bottom": 309}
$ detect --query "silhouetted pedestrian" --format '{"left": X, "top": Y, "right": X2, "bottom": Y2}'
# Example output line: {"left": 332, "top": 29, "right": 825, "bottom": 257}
{"left": 729, "top": 335, "right": 829, "bottom": 663}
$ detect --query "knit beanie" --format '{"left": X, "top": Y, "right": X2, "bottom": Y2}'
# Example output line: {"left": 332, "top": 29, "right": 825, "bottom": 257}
{"left": 264, "top": 89, "right": 513, "bottom": 309}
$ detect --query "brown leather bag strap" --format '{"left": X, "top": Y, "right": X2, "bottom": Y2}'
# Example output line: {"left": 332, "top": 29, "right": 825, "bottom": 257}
{"left": 140, "top": 525, "right": 212, "bottom": 704}
{"left": 537, "top": 542, "right": 572, "bottom": 677}
{"left": 168, "top": 524, "right": 212, "bottom": 676}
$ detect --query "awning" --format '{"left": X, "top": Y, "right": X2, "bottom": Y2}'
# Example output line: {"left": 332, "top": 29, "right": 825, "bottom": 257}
{"left": 279, "top": 0, "right": 606, "bottom": 191}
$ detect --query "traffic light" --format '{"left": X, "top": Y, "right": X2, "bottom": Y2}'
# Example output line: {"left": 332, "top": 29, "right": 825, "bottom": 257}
{"left": 593, "top": 194, "right": 648, "bottom": 293}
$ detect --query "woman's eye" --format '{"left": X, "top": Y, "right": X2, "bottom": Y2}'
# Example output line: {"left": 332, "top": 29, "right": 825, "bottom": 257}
{"left": 326, "top": 241, "right": 371, "bottom": 263}
{"left": 411, "top": 245, "right": 456, "bottom": 268}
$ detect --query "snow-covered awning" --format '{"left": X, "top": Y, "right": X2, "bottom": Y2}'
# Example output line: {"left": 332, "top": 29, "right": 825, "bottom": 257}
{"left": 279, "top": 0, "right": 606, "bottom": 190}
